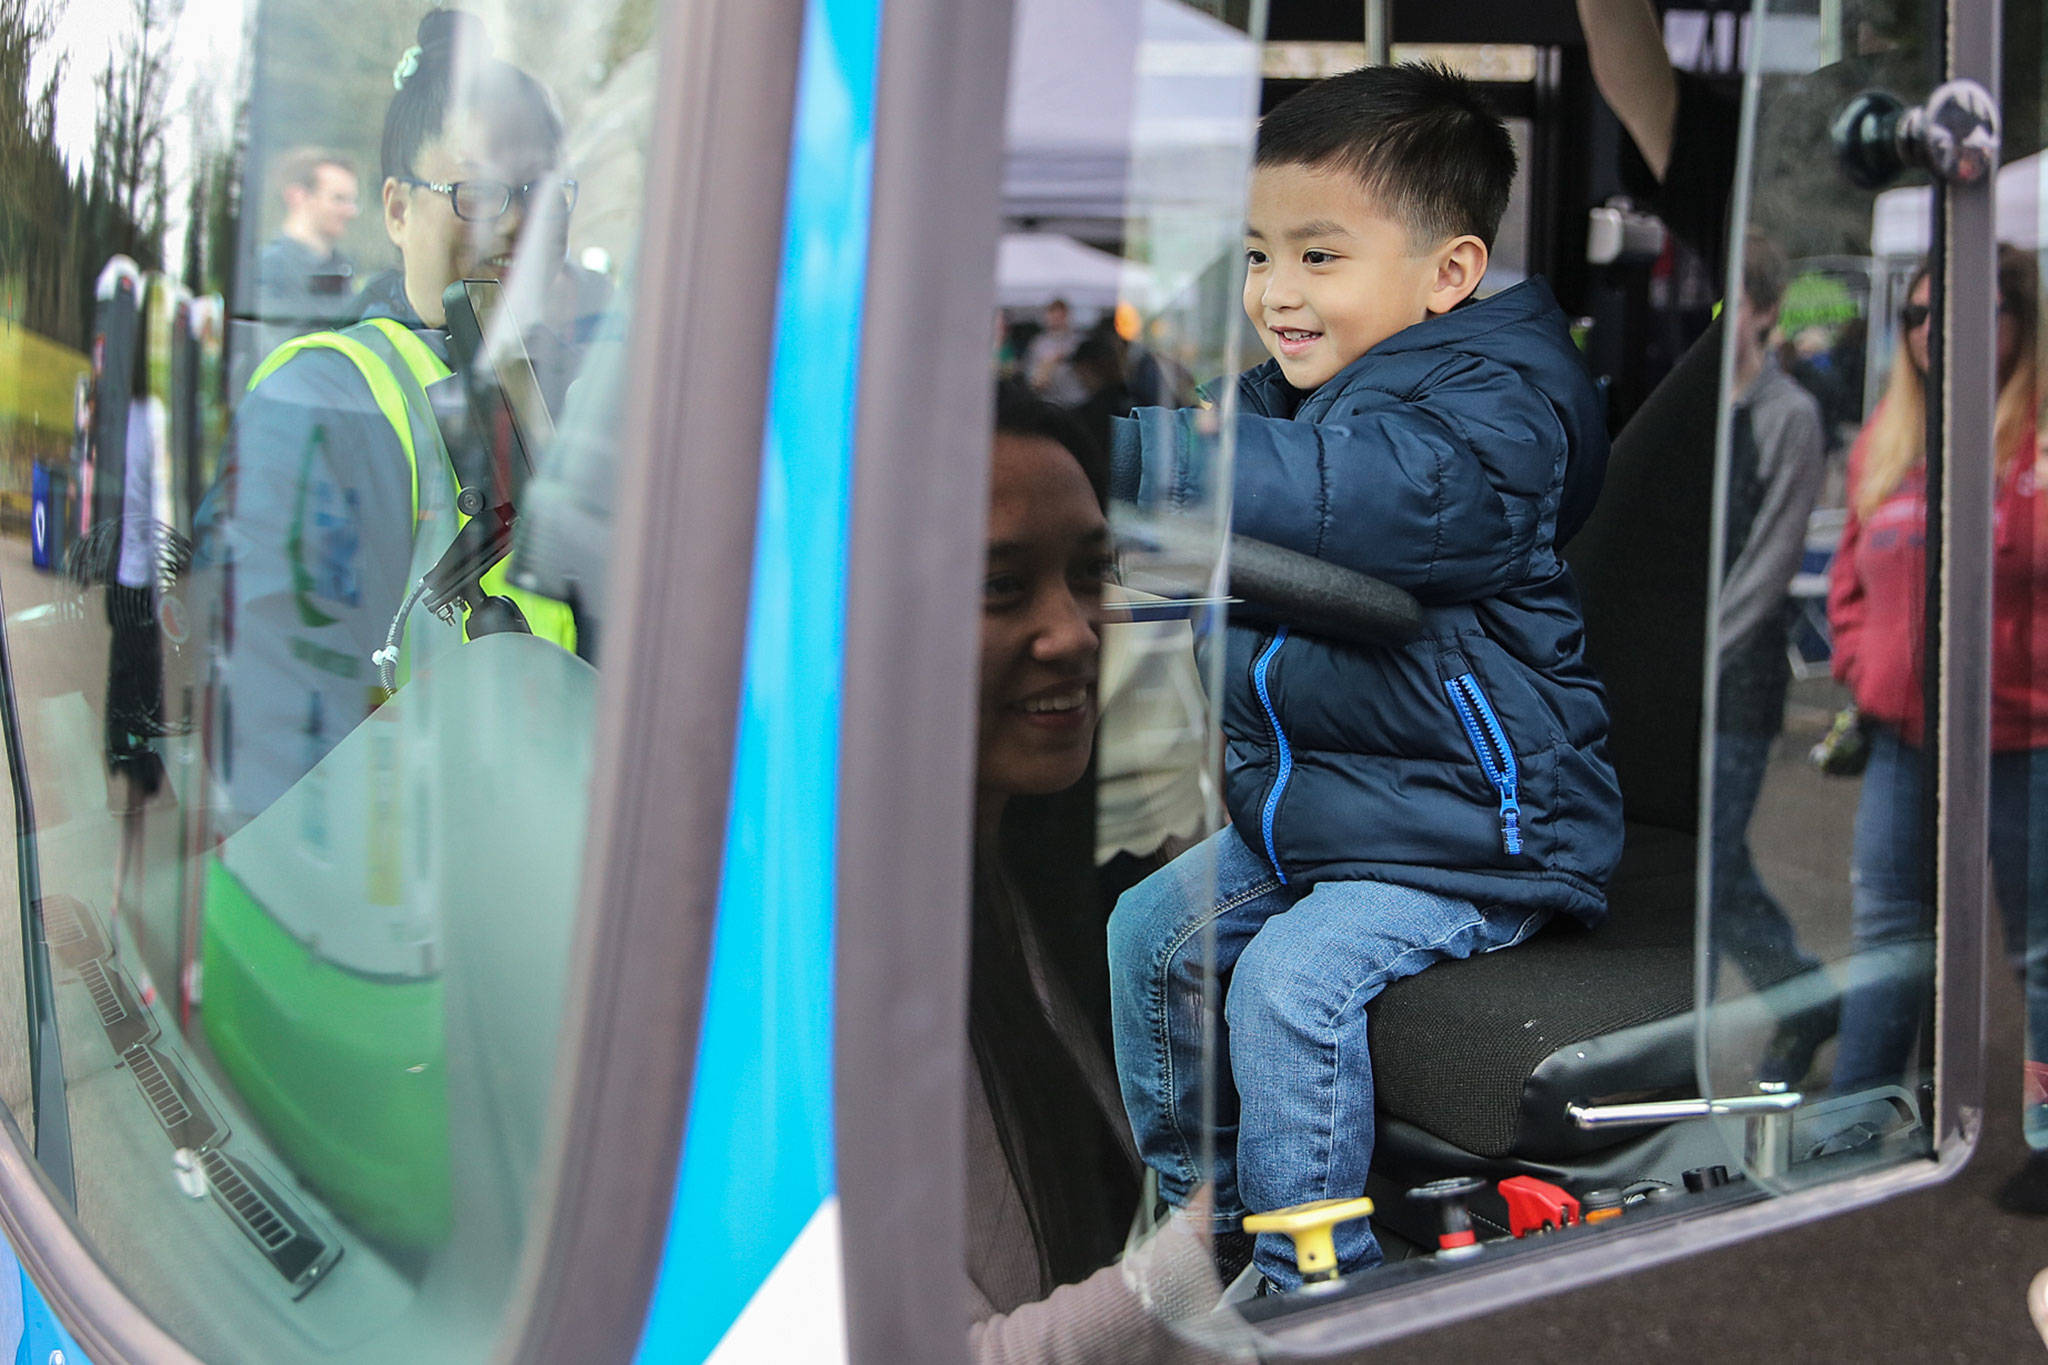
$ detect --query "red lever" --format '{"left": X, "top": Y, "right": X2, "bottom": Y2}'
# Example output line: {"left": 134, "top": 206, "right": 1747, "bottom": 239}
{"left": 1498, "top": 1176, "right": 1580, "bottom": 1237}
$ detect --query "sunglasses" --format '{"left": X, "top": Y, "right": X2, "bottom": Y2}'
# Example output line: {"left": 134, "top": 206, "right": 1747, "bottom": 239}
{"left": 1900, "top": 297, "right": 2021, "bottom": 331}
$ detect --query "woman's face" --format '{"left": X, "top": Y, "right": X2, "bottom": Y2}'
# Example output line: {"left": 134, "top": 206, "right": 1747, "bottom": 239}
{"left": 1998, "top": 288, "right": 2025, "bottom": 384}
{"left": 977, "top": 432, "right": 1110, "bottom": 801}
{"left": 1904, "top": 275, "right": 1932, "bottom": 377}
{"left": 383, "top": 111, "right": 566, "bottom": 326}
{"left": 1904, "top": 274, "right": 2026, "bottom": 383}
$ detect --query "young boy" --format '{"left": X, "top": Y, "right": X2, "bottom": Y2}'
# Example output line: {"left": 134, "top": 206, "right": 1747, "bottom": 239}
{"left": 1105, "top": 63, "right": 1624, "bottom": 1289}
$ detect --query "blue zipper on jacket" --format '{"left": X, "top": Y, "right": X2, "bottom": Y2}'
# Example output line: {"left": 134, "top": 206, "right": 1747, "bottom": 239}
{"left": 1251, "top": 629, "right": 1292, "bottom": 884}
{"left": 1442, "top": 669, "right": 1523, "bottom": 856}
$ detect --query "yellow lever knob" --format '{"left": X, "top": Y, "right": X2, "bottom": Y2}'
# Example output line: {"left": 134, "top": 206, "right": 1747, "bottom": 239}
{"left": 1241, "top": 1195, "right": 1376, "bottom": 1283}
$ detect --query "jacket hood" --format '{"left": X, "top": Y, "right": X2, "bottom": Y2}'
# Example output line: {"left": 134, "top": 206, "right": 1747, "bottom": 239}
{"left": 1369, "top": 277, "right": 1568, "bottom": 357}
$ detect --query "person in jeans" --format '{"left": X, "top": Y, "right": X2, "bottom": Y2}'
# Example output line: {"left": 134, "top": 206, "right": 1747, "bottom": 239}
{"left": 1828, "top": 248, "right": 2048, "bottom": 1212}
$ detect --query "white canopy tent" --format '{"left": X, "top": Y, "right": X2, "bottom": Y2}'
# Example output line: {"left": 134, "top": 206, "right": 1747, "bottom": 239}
{"left": 1871, "top": 151, "right": 2044, "bottom": 258}
{"left": 996, "top": 232, "right": 1152, "bottom": 311}
{"left": 1000, "top": 0, "right": 1259, "bottom": 268}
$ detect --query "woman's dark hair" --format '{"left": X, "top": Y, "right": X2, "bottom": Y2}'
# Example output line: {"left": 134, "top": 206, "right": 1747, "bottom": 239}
{"left": 971, "top": 808, "right": 1135, "bottom": 1291}
{"left": 971, "top": 384, "right": 1132, "bottom": 1290}
{"left": 993, "top": 379, "right": 1108, "bottom": 508}
{"left": 381, "top": 9, "right": 563, "bottom": 182}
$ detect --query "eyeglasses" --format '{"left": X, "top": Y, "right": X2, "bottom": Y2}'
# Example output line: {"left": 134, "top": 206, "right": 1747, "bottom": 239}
{"left": 396, "top": 175, "right": 578, "bottom": 223}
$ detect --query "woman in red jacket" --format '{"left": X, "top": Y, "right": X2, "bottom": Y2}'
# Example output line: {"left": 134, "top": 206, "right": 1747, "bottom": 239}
{"left": 1828, "top": 246, "right": 2048, "bottom": 1208}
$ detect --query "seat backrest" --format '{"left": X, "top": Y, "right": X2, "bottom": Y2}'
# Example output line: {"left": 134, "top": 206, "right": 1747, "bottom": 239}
{"left": 1564, "top": 317, "right": 1723, "bottom": 836}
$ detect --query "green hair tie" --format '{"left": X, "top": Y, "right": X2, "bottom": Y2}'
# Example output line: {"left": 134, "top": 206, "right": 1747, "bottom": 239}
{"left": 393, "top": 44, "right": 421, "bottom": 90}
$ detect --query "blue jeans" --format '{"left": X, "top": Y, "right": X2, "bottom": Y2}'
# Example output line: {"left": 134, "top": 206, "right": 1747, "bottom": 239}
{"left": 1711, "top": 729, "right": 1822, "bottom": 991}
{"left": 1834, "top": 726, "right": 2048, "bottom": 1125}
{"left": 1107, "top": 826, "right": 1549, "bottom": 1287}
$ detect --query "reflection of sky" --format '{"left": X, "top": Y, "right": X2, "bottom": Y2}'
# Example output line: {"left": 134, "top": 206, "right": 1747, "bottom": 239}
{"left": 36, "top": 0, "right": 248, "bottom": 259}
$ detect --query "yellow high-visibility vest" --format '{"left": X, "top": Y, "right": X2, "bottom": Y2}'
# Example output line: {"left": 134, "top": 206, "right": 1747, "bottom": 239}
{"left": 249, "top": 317, "right": 578, "bottom": 658}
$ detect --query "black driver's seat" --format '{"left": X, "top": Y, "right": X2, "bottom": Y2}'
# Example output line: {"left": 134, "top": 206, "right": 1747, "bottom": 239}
{"left": 1370, "top": 822, "right": 1700, "bottom": 1165}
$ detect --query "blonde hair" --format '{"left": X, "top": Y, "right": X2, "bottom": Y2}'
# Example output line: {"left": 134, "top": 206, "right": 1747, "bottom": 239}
{"left": 1855, "top": 245, "right": 2038, "bottom": 518}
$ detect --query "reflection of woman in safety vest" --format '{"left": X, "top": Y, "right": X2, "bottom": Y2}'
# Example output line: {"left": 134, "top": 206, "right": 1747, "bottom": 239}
{"left": 196, "top": 7, "right": 578, "bottom": 828}
{"left": 190, "top": 8, "right": 585, "bottom": 1248}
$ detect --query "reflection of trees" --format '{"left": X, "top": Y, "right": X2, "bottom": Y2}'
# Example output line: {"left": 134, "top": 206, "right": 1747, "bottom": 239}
{"left": 1, "top": 0, "right": 83, "bottom": 343}
{"left": 0, "top": 0, "right": 189, "bottom": 349}
{"left": 92, "top": 0, "right": 184, "bottom": 269}
{"left": 185, "top": 113, "right": 241, "bottom": 301}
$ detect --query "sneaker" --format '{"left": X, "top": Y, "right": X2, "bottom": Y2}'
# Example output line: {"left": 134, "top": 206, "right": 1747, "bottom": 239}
{"left": 1995, "top": 1151, "right": 2048, "bottom": 1217}
{"left": 1760, "top": 996, "right": 1841, "bottom": 1088}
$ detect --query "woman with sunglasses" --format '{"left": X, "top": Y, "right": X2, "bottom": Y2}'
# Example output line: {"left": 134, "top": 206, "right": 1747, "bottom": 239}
{"left": 196, "top": 7, "right": 580, "bottom": 828}
{"left": 1828, "top": 245, "right": 2048, "bottom": 1211}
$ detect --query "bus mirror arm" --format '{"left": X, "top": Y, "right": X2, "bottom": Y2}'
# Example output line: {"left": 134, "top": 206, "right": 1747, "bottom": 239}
{"left": 420, "top": 507, "right": 522, "bottom": 628}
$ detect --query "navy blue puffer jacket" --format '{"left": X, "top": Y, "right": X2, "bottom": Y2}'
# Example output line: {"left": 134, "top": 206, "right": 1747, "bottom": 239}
{"left": 1112, "top": 279, "right": 1624, "bottom": 923}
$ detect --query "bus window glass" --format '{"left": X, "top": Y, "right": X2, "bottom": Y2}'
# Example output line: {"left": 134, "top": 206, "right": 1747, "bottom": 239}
{"left": 0, "top": 0, "right": 658, "bottom": 1356}
{"left": 1071, "top": 0, "right": 1972, "bottom": 1349}
{"left": 1697, "top": 1, "right": 1940, "bottom": 1187}
{"left": 969, "top": 0, "right": 1257, "bottom": 1351}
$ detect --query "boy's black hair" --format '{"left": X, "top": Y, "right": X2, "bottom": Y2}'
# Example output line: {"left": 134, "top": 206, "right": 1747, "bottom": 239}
{"left": 381, "top": 9, "right": 563, "bottom": 183}
{"left": 1256, "top": 62, "right": 1517, "bottom": 250}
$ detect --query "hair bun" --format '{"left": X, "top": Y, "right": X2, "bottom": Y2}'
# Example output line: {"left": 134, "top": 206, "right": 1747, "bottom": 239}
{"left": 416, "top": 7, "right": 489, "bottom": 60}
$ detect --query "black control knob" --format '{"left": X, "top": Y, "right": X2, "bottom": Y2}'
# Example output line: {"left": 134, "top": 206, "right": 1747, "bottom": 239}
{"left": 1832, "top": 90, "right": 1910, "bottom": 191}
{"left": 1582, "top": 1187, "right": 1624, "bottom": 1223}
{"left": 1832, "top": 80, "right": 2000, "bottom": 190}
{"left": 1682, "top": 1165, "right": 1732, "bottom": 1193}
{"left": 1408, "top": 1176, "right": 1488, "bottom": 1257}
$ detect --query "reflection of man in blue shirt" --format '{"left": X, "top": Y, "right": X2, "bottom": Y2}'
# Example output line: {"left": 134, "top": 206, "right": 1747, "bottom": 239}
{"left": 257, "top": 149, "right": 360, "bottom": 333}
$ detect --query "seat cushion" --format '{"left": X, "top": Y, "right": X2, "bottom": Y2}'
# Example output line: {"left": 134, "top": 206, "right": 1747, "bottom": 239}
{"left": 1368, "top": 824, "right": 1700, "bottom": 1160}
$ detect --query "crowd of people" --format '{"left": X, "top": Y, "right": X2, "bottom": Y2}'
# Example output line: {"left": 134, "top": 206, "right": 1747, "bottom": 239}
{"left": 1585, "top": 0, "right": 2047, "bottom": 1211}
{"left": 994, "top": 298, "right": 1198, "bottom": 461}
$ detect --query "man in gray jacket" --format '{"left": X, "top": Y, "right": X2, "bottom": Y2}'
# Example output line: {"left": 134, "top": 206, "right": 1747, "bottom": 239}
{"left": 1711, "top": 232, "right": 1832, "bottom": 1083}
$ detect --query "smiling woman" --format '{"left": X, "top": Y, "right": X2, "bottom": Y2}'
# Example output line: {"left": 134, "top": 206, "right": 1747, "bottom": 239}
{"left": 975, "top": 389, "right": 1114, "bottom": 838}
{"left": 966, "top": 385, "right": 1240, "bottom": 1364}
